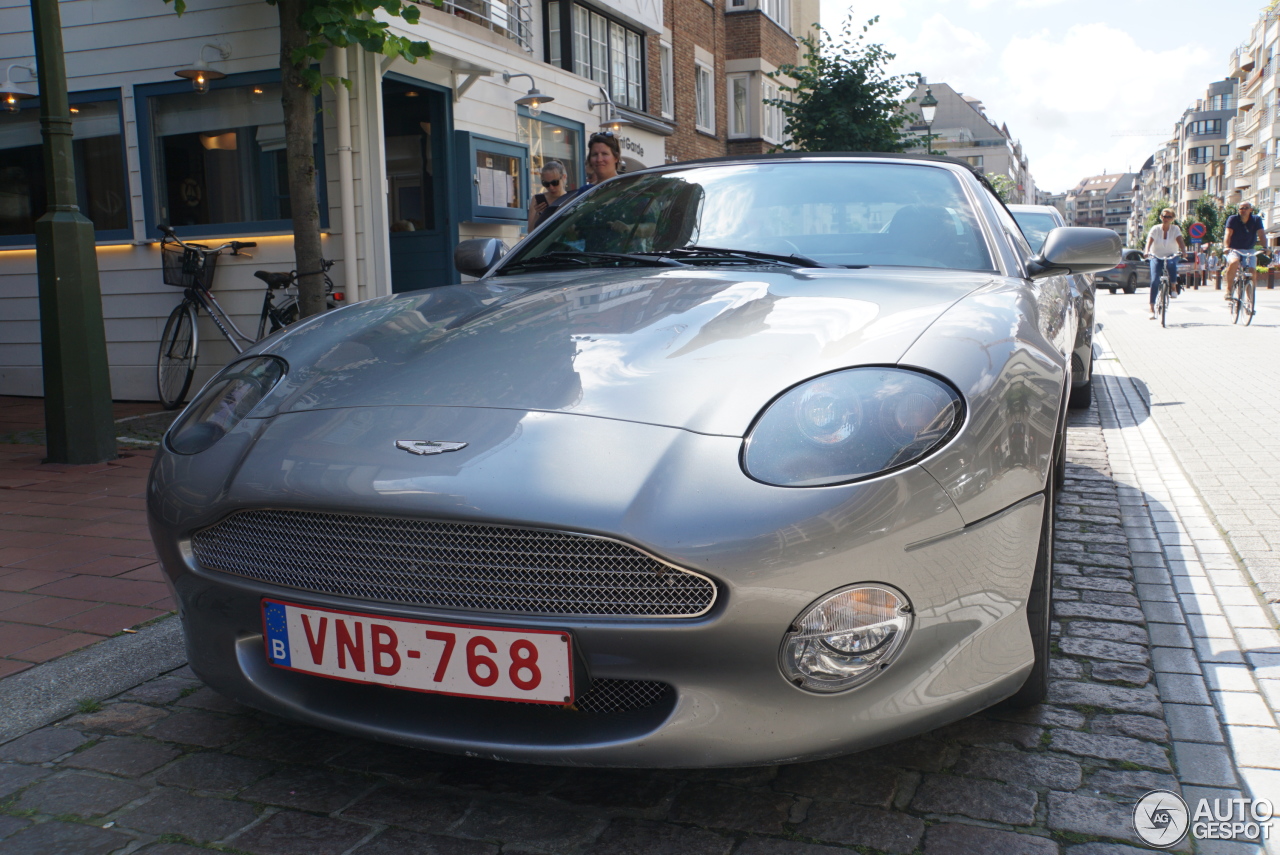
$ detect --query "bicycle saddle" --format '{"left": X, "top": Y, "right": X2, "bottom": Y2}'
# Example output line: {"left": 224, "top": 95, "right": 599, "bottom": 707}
{"left": 254, "top": 270, "right": 294, "bottom": 290}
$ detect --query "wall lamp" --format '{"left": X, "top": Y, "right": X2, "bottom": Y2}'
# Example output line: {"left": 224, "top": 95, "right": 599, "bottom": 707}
{"left": 588, "top": 86, "right": 631, "bottom": 132}
{"left": 175, "top": 44, "right": 232, "bottom": 94}
{"left": 502, "top": 72, "right": 553, "bottom": 116}
{"left": 1, "top": 64, "right": 37, "bottom": 114}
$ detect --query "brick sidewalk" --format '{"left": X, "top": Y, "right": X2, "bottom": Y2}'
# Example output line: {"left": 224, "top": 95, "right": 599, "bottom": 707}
{"left": 0, "top": 415, "right": 172, "bottom": 679}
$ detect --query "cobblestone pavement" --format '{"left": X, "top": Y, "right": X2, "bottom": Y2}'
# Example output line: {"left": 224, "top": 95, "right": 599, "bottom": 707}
{"left": 1093, "top": 286, "right": 1280, "bottom": 603}
{"left": 0, "top": 397, "right": 1217, "bottom": 855}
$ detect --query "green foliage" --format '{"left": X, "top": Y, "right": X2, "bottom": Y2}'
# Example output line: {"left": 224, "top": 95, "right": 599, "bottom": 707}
{"left": 1192, "top": 197, "right": 1225, "bottom": 243}
{"left": 75, "top": 698, "right": 102, "bottom": 713}
{"left": 163, "top": 0, "right": 435, "bottom": 92}
{"left": 767, "top": 16, "right": 919, "bottom": 153}
{"left": 988, "top": 174, "right": 1016, "bottom": 203}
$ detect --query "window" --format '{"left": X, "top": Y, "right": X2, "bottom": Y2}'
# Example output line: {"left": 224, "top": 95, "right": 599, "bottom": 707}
{"left": 1188, "top": 146, "right": 1211, "bottom": 164}
{"left": 659, "top": 41, "right": 673, "bottom": 119}
{"left": 517, "top": 110, "right": 583, "bottom": 195}
{"left": 138, "top": 74, "right": 326, "bottom": 236}
{"left": 1222, "top": 145, "right": 1232, "bottom": 156}
{"left": 1207, "top": 93, "right": 1235, "bottom": 111}
{"left": 1187, "top": 119, "right": 1223, "bottom": 136}
{"left": 547, "top": 1, "right": 644, "bottom": 109}
{"left": 695, "top": 62, "right": 714, "bottom": 134}
{"left": 728, "top": 75, "right": 749, "bottom": 137}
{"left": 1187, "top": 173, "right": 1206, "bottom": 191}
{"left": 960, "top": 155, "right": 984, "bottom": 169}
{"left": 762, "top": 78, "right": 785, "bottom": 144}
{"left": 760, "top": 0, "right": 790, "bottom": 29}
{"left": 0, "top": 90, "right": 130, "bottom": 245}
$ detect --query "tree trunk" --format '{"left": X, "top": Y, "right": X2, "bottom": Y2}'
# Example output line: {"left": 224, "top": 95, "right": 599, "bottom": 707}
{"left": 277, "top": 0, "right": 327, "bottom": 318}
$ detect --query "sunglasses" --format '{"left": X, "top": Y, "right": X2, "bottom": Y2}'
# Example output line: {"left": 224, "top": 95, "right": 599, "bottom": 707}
{"left": 1162, "top": 214, "right": 1175, "bottom": 218}
{"left": 542, "top": 179, "right": 561, "bottom": 187}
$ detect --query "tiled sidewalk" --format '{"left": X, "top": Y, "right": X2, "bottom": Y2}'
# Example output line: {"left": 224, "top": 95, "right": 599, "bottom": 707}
{"left": 0, "top": 435, "right": 170, "bottom": 680}
{"left": 1096, "top": 339, "right": 1280, "bottom": 854}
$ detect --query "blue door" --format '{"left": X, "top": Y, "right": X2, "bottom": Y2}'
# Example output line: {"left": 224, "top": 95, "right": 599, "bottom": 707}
{"left": 383, "top": 77, "right": 457, "bottom": 292}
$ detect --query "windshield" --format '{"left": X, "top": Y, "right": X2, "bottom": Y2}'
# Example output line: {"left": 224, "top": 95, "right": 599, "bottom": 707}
{"left": 1011, "top": 211, "right": 1059, "bottom": 253}
{"left": 501, "top": 161, "right": 996, "bottom": 273}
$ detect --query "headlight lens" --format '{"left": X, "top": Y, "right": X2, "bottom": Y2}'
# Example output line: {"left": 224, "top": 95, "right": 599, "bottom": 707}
{"left": 743, "top": 368, "right": 961, "bottom": 487}
{"left": 167, "top": 356, "right": 285, "bottom": 455}
{"left": 781, "top": 585, "right": 912, "bottom": 692}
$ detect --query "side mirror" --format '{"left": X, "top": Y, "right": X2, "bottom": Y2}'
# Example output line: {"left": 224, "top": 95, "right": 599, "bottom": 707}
{"left": 1028, "top": 227, "right": 1121, "bottom": 279}
{"left": 454, "top": 238, "right": 506, "bottom": 278}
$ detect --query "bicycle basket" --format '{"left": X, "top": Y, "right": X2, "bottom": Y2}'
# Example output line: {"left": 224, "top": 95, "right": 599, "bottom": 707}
{"left": 161, "top": 240, "right": 218, "bottom": 289}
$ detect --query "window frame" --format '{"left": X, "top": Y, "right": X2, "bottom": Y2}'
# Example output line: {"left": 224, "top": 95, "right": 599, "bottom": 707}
{"left": 517, "top": 106, "right": 586, "bottom": 190}
{"left": 455, "top": 131, "right": 530, "bottom": 224}
{"left": 695, "top": 61, "right": 715, "bottom": 135}
{"left": 727, "top": 73, "right": 750, "bottom": 138}
{"left": 134, "top": 69, "right": 329, "bottom": 240}
{"left": 659, "top": 40, "right": 674, "bottom": 120}
{"left": 0, "top": 87, "right": 132, "bottom": 248}
{"left": 545, "top": 0, "right": 646, "bottom": 111}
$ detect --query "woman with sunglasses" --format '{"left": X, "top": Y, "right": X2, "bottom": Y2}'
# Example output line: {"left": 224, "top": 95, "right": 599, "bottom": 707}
{"left": 1144, "top": 208, "right": 1186, "bottom": 320}
{"left": 528, "top": 161, "right": 568, "bottom": 230}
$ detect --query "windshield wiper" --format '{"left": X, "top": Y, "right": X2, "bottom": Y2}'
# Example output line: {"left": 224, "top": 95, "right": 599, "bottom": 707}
{"left": 647, "top": 246, "right": 840, "bottom": 268}
{"left": 502, "top": 250, "right": 688, "bottom": 272}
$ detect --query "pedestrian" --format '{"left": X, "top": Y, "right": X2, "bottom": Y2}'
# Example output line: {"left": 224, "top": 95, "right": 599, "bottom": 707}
{"left": 1222, "top": 202, "right": 1265, "bottom": 299}
{"left": 1144, "top": 208, "right": 1186, "bottom": 320}
{"left": 528, "top": 160, "right": 568, "bottom": 231}
{"left": 1207, "top": 248, "right": 1221, "bottom": 289}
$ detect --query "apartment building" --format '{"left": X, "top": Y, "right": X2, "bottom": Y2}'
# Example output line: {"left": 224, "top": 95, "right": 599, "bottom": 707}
{"left": 902, "top": 80, "right": 1034, "bottom": 204}
{"left": 0, "top": 0, "right": 812, "bottom": 400}
{"left": 1224, "top": 9, "right": 1280, "bottom": 247}
{"left": 1064, "top": 173, "right": 1135, "bottom": 244}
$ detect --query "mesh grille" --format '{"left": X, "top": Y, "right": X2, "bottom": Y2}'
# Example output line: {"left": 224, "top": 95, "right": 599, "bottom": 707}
{"left": 573, "top": 680, "right": 670, "bottom": 714}
{"left": 191, "top": 509, "right": 716, "bottom": 617}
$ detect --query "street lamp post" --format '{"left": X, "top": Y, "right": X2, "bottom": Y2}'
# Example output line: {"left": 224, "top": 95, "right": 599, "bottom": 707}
{"left": 920, "top": 87, "right": 938, "bottom": 155}
{"left": 28, "top": 0, "right": 116, "bottom": 463}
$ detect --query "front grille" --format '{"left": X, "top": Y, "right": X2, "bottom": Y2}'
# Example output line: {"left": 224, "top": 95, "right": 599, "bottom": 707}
{"left": 191, "top": 509, "right": 716, "bottom": 618}
{"left": 572, "top": 680, "right": 671, "bottom": 714}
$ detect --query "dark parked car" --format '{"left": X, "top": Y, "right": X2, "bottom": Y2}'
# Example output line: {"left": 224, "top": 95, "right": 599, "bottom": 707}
{"left": 1093, "top": 248, "right": 1149, "bottom": 294}
{"left": 149, "top": 153, "right": 1119, "bottom": 767}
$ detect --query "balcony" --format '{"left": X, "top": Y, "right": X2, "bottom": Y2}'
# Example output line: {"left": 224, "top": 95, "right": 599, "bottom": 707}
{"left": 418, "top": 0, "right": 533, "bottom": 51}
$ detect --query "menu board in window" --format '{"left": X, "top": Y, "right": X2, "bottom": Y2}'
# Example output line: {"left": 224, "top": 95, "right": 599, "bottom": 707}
{"left": 476, "top": 151, "right": 519, "bottom": 210}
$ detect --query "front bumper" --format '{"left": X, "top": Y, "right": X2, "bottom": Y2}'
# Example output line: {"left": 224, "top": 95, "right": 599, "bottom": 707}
{"left": 150, "top": 405, "right": 1043, "bottom": 767}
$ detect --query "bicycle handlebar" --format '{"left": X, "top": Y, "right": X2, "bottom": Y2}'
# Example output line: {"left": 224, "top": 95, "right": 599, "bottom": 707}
{"left": 158, "top": 225, "right": 255, "bottom": 256}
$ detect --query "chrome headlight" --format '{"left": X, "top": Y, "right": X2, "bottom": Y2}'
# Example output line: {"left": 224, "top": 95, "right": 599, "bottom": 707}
{"left": 167, "top": 356, "right": 285, "bottom": 455}
{"left": 743, "top": 368, "right": 962, "bottom": 487}
{"left": 781, "top": 585, "right": 912, "bottom": 692}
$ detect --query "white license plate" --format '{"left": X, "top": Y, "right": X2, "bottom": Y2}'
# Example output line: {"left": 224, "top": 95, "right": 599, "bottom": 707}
{"left": 262, "top": 599, "right": 575, "bottom": 704}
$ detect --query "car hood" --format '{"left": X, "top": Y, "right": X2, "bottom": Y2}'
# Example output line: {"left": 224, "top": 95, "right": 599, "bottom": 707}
{"left": 254, "top": 266, "right": 997, "bottom": 436}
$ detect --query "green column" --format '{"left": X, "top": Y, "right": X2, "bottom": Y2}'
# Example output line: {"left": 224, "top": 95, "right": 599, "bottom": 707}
{"left": 29, "top": 0, "right": 116, "bottom": 464}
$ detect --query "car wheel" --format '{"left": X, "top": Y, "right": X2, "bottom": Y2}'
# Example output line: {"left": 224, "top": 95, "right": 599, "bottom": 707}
{"left": 1107, "top": 287, "right": 1117, "bottom": 294}
{"left": 1123, "top": 273, "right": 1137, "bottom": 295}
{"left": 1002, "top": 469, "right": 1055, "bottom": 709}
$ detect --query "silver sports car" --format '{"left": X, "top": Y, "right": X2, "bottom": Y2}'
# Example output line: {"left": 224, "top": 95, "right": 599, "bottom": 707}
{"left": 148, "top": 154, "right": 1120, "bottom": 767}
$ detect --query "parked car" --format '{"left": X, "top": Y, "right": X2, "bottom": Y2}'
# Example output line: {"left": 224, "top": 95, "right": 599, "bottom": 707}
{"left": 1009, "top": 203, "right": 1098, "bottom": 408}
{"left": 1092, "top": 248, "right": 1149, "bottom": 294}
{"left": 148, "top": 153, "right": 1120, "bottom": 768}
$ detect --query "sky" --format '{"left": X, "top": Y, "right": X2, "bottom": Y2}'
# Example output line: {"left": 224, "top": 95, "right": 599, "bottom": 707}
{"left": 817, "top": 0, "right": 1269, "bottom": 192}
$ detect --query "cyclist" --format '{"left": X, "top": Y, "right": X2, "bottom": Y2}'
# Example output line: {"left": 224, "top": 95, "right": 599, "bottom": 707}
{"left": 1222, "top": 202, "right": 1265, "bottom": 300}
{"left": 1144, "top": 208, "right": 1186, "bottom": 320}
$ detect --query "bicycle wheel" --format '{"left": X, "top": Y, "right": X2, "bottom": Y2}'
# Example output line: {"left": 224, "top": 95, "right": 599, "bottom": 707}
{"left": 1233, "top": 279, "right": 1245, "bottom": 324}
{"left": 157, "top": 301, "right": 198, "bottom": 410}
{"left": 1245, "top": 279, "right": 1256, "bottom": 326}
{"left": 1158, "top": 279, "right": 1169, "bottom": 327}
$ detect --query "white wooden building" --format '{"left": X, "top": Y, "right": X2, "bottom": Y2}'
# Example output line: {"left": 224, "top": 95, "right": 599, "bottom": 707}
{"left": 0, "top": 0, "right": 671, "bottom": 400}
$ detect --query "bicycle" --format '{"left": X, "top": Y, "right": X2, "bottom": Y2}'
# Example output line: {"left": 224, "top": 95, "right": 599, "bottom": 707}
{"left": 1148, "top": 254, "right": 1179, "bottom": 328}
{"left": 156, "top": 225, "right": 338, "bottom": 409}
{"left": 1226, "top": 249, "right": 1257, "bottom": 326}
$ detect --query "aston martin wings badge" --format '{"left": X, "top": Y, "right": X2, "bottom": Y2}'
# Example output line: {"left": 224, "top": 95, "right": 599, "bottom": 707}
{"left": 395, "top": 440, "right": 468, "bottom": 455}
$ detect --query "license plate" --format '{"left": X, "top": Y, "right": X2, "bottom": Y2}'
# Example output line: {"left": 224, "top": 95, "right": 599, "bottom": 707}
{"left": 262, "top": 599, "right": 574, "bottom": 704}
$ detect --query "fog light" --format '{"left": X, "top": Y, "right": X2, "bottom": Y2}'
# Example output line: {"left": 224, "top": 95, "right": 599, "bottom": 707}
{"left": 780, "top": 585, "right": 912, "bottom": 693}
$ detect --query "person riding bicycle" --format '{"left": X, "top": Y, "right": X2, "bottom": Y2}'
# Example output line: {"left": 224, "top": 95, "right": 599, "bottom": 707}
{"left": 1222, "top": 202, "right": 1265, "bottom": 300}
{"left": 1144, "top": 208, "right": 1186, "bottom": 320}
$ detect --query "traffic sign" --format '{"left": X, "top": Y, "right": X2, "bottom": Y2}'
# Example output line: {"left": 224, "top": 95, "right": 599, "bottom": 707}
{"left": 1189, "top": 222, "right": 1207, "bottom": 240}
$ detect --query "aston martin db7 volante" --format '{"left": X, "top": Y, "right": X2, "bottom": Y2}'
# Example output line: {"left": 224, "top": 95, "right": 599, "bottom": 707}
{"left": 148, "top": 153, "right": 1120, "bottom": 767}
